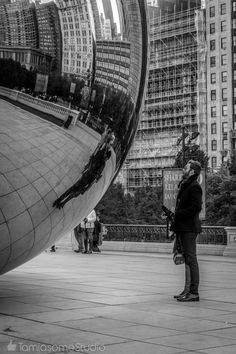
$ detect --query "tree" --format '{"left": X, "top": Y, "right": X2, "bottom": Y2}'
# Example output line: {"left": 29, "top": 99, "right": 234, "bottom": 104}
{"left": 174, "top": 146, "right": 209, "bottom": 169}
{"left": 0, "top": 58, "right": 36, "bottom": 90}
{"left": 133, "top": 186, "right": 163, "bottom": 224}
{"left": 96, "top": 183, "right": 164, "bottom": 225}
{"left": 205, "top": 173, "right": 236, "bottom": 225}
{"left": 96, "top": 183, "right": 125, "bottom": 223}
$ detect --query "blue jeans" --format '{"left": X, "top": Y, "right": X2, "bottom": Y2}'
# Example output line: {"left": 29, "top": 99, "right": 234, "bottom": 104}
{"left": 179, "top": 232, "right": 199, "bottom": 295}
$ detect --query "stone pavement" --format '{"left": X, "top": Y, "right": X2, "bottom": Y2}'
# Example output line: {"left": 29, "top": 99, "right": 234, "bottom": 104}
{"left": 0, "top": 250, "right": 236, "bottom": 354}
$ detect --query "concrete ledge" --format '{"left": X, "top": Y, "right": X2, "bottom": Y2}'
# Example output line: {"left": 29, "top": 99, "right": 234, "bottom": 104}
{"left": 57, "top": 236, "right": 226, "bottom": 256}
{"left": 223, "top": 227, "right": 236, "bottom": 257}
{"left": 101, "top": 241, "right": 226, "bottom": 256}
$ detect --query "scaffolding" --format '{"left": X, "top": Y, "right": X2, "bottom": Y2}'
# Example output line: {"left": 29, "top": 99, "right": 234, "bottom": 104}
{"left": 117, "top": 1, "right": 206, "bottom": 193}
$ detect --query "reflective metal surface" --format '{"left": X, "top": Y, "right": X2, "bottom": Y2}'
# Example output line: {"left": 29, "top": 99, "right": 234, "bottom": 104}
{"left": 0, "top": 0, "right": 148, "bottom": 274}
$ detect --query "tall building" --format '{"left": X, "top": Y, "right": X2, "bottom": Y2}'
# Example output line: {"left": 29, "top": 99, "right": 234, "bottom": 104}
{"left": 0, "top": 0, "right": 38, "bottom": 48}
{"left": 35, "top": 1, "right": 62, "bottom": 75}
{"left": 95, "top": 40, "right": 131, "bottom": 93}
{"left": 56, "top": 0, "right": 94, "bottom": 79}
{"left": 117, "top": 0, "right": 205, "bottom": 192}
{"left": 205, "top": 0, "right": 236, "bottom": 170}
{"left": 89, "top": 0, "right": 103, "bottom": 40}
{"left": 102, "top": 0, "right": 116, "bottom": 38}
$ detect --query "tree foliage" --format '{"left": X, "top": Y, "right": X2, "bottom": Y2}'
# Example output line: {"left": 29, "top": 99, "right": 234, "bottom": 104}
{"left": 0, "top": 58, "right": 36, "bottom": 90}
{"left": 174, "top": 146, "right": 209, "bottom": 169}
{"left": 205, "top": 173, "right": 236, "bottom": 226}
{"left": 96, "top": 171, "right": 236, "bottom": 227}
{"left": 96, "top": 183, "right": 164, "bottom": 225}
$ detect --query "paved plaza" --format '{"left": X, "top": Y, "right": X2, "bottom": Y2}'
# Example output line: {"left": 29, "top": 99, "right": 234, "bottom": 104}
{"left": 0, "top": 249, "right": 236, "bottom": 354}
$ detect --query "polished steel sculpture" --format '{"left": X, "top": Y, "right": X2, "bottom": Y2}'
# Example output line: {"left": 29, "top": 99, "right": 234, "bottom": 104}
{"left": 0, "top": 0, "right": 148, "bottom": 275}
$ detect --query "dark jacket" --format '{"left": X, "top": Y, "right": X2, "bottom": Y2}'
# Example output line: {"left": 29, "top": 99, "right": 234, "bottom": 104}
{"left": 172, "top": 174, "right": 202, "bottom": 233}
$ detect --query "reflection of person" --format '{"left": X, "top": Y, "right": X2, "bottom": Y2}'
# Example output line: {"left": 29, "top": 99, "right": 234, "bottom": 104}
{"left": 171, "top": 160, "right": 202, "bottom": 302}
{"left": 93, "top": 126, "right": 115, "bottom": 155}
{"left": 81, "top": 210, "right": 96, "bottom": 254}
{"left": 53, "top": 145, "right": 112, "bottom": 209}
{"left": 73, "top": 224, "right": 84, "bottom": 253}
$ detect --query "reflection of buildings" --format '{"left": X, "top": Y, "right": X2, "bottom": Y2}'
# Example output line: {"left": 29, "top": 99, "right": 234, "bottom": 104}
{"left": 102, "top": 17, "right": 112, "bottom": 40}
{"left": 0, "top": 0, "right": 61, "bottom": 75}
{"left": 118, "top": 0, "right": 205, "bottom": 192}
{"left": 0, "top": 46, "right": 52, "bottom": 73}
{"left": 147, "top": 0, "right": 158, "bottom": 5}
{"left": 0, "top": 0, "right": 38, "bottom": 48}
{"left": 89, "top": 0, "right": 103, "bottom": 40}
{"left": 205, "top": 0, "right": 236, "bottom": 170}
{"left": 95, "top": 40, "right": 130, "bottom": 94}
{"left": 35, "top": 1, "right": 62, "bottom": 75}
{"left": 56, "top": 0, "right": 93, "bottom": 79}
{"left": 101, "top": 0, "right": 117, "bottom": 39}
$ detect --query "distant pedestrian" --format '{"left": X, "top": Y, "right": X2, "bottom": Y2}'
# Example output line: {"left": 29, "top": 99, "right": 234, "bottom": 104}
{"left": 50, "top": 245, "right": 56, "bottom": 252}
{"left": 80, "top": 210, "right": 96, "bottom": 254}
{"left": 92, "top": 214, "right": 102, "bottom": 252}
{"left": 171, "top": 160, "right": 202, "bottom": 302}
{"left": 73, "top": 224, "right": 84, "bottom": 253}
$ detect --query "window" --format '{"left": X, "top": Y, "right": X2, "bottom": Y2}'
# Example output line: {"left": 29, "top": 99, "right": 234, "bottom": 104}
{"left": 211, "top": 123, "right": 217, "bottom": 134}
{"left": 210, "top": 6, "right": 215, "bottom": 17}
{"left": 221, "top": 37, "right": 227, "bottom": 49}
{"left": 222, "top": 88, "right": 227, "bottom": 100}
{"left": 221, "top": 54, "right": 227, "bottom": 65}
{"left": 234, "top": 53, "right": 236, "bottom": 64}
{"left": 222, "top": 122, "right": 228, "bottom": 133}
{"left": 210, "top": 23, "right": 215, "bottom": 34}
{"left": 234, "top": 70, "right": 236, "bottom": 80}
{"left": 211, "top": 90, "right": 216, "bottom": 101}
{"left": 212, "top": 157, "right": 217, "bottom": 168}
{"left": 211, "top": 106, "right": 216, "bottom": 117}
{"left": 222, "top": 105, "right": 228, "bottom": 116}
{"left": 210, "top": 56, "right": 216, "bottom": 67}
{"left": 234, "top": 1, "right": 236, "bottom": 12}
{"left": 221, "top": 3, "right": 226, "bottom": 15}
{"left": 234, "top": 87, "right": 236, "bottom": 97}
{"left": 221, "top": 20, "right": 226, "bottom": 31}
{"left": 211, "top": 140, "right": 217, "bottom": 151}
{"left": 233, "top": 19, "right": 236, "bottom": 29}
{"left": 222, "top": 140, "right": 228, "bottom": 150}
{"left": 222, "top": 71, "right": 227, "bottom": 82}
{"left": 210, "top": 39, "right": 215, "bottom": 51}
{"left": 211, "top": 73, "right": 216, "bottom": 83}
{"left": 234, "top": 36, "right": 236, "bottom": 46}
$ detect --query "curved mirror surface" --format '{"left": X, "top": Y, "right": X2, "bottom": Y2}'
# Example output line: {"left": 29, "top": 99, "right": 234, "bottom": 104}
{"left": 0, "top": 0, "right": 148, "bottom": 274}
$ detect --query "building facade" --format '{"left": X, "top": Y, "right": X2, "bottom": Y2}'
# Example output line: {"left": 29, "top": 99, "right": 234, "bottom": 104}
{"left": 0, "top": 0, "right": 61, "bottom": 75}
{"left": 205, "top": 0, "right": 236, "bottom": 170}
{"left": 0, "top": 0, "right": 38, "bottom": 48}
{"left": 95, "top": 40, "right": 131, "bottom": 93}
{"left": 118, "top": 0, "right": 205, "bottom": 192}
{"left": 0, "top": 46, "right": 52, "bottom": 73}
{"left": 35, "top": 1, "right": 62, "bottom": 75}
{"left": 56, "top": 0, "right": 94, "bottom": 79}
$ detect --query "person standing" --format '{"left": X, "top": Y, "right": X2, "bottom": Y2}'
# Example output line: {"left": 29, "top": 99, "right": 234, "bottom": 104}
{"left": 171, "top": 160, "right": 202, "bottom": 302}
{"left": 92, "top": 214, "right": 103, "bottom": 252}
{"left": 80, "top": 210, "right": 96, "bottom": 254}
{"left": 73, "top": 224, "right": 84, "bottom": 253}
